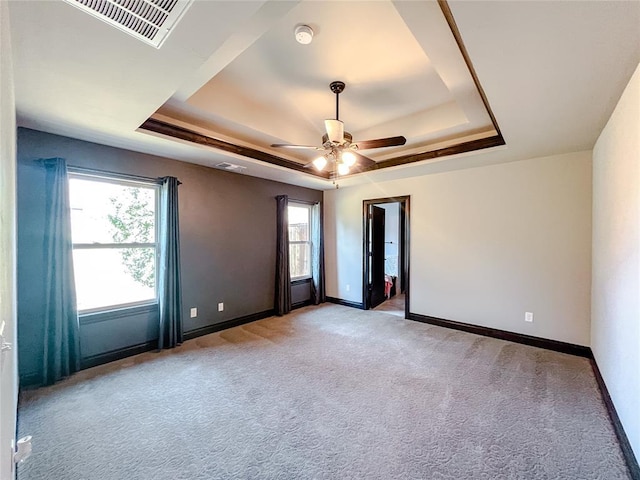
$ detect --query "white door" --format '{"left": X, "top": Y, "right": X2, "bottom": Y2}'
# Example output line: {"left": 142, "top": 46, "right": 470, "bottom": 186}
{"left": 0, "top": 153, "right": 18, "bottom": 479}
{"left": 0, "top": 1, "right": 19, "bottom": 478}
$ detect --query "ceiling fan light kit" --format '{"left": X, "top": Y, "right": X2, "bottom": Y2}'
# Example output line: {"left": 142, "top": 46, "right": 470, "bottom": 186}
{"left": 337, "top": 163, "right": 350, "bottom": 176}
{"left": 342, "top": 151, "right": 357, "bottom": 167}
{"left": 324, "top": 119, "right": 344, "bottom": 143}
{"left": 271, "top": 81, "right": 407, "bottom": 180}
{"left": 312, "top": 156, "right": 327, "bottom": 171}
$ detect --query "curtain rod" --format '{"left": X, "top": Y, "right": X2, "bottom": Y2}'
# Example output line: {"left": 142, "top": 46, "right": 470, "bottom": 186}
{"left": 67, "top": 166, "right": 181, "bottom": 185}
{"left": 287, "top": 198, "right": 320, "bottom": 206}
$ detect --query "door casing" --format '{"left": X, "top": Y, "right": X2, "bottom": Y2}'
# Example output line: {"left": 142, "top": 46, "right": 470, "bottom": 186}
{"left": 362, "top": 196, "right": 410, "bottom": 316}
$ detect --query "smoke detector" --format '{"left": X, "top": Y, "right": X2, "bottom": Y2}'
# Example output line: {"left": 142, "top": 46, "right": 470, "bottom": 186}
{"left": 294, "top": 25, "right": 314, "bottom": 45}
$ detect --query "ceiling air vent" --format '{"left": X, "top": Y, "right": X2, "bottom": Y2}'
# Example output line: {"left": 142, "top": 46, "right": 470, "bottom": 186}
{"left": 62, "top": 0, "right": 193, "bottom": 48}
{"left": 215, "top": 162, "right": 247, "bottom": 173}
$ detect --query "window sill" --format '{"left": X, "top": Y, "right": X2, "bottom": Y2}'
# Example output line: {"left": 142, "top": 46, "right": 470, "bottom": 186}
{"left": 79, "top": 302, "right": 158, "bottom": 325}
{"left": 291, "top": 278, "right": 311, "bottom": 285}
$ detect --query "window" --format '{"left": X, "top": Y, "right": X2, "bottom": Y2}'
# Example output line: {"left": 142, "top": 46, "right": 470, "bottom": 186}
{"left": 288, "top": 203, "right": 311, "bottom": 280}
{"left": 69, "top": 173, "right": 159, "bottom": 312}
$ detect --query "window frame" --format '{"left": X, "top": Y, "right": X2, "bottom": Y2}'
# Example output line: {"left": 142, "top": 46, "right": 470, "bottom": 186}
{"left": 287, "top": 201, "right": 312, "bottom": 282}
{"left": 68, "top": 171, "right": 161, "bottom": 314}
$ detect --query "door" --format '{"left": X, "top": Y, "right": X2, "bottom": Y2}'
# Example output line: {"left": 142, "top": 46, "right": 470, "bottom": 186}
{"left": 1, "top": 2, "right": 19, "bottom": 475}
{"left": 368, "top": 205, "right": 386, "bottom": 308}
{"left": 0, "top": 157, "right": 18, "bottom": 478}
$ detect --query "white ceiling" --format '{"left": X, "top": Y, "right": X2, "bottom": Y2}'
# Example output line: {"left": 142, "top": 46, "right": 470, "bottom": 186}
{"left": 161, "top": 0, "right": 496, "bottom": 166}
{"left": 9, "top": 0, "right": 640, "bottom": 190}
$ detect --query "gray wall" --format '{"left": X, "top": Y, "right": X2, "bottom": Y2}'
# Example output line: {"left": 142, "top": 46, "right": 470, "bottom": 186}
{"left": 17, "top": 128, "right": 322, "bottom": 382}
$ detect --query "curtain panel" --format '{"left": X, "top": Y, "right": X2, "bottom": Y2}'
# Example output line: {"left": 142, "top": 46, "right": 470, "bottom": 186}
{"left": 310, "top": 202, "right": 326, "bottom": 305}
{"left": 41, "top": 158, "right": 81, "bottom": 386}
{"left": 275, "top": 195, "right": 291, "bottom": 315}
{"left": 158, "top": 176, "right": 183, "bottom": 349}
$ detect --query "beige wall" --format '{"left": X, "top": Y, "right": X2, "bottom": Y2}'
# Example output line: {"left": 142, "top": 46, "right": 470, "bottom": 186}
{"left": 592, "top": 62, "right": 640, "bottom": 460}
{"left": 0, "top": 1, "right": 18, "bottom": 478}
{"left": 325, "top": 151, "right": 592, "bottom": 346}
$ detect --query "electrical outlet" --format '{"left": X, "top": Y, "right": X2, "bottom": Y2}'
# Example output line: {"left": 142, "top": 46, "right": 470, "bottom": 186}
{"left": 190, "top": 307, "right": 197, "bottom": 318}
{"left": 218, "top": 302, "right": 224, "bottom": 312}
{"left": 346, "top": 284, "right": 350, "bottom": 292}
{"left": 525, "top": 312, "right": 534, "bottom": 323}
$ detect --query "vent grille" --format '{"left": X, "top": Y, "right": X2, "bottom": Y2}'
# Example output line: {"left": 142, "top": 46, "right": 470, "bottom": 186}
{"left": 215, "top": 162, "right": 247, "bottom": 172}
{"left": 63, "top": 0, "right": 193, "bottom": 48}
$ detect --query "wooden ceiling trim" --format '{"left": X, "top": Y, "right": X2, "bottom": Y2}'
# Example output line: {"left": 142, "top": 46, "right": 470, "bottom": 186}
{"left": 363, "top": 135, "right": 505, "bottom": 171}
{"left": 139, "top": 118, "right": 330, "bottom": 179}
{"left": 437, "top": 0, "right": 503, "bottom": 138}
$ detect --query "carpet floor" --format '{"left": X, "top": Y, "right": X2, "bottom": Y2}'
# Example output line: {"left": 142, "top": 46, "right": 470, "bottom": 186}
{"left": 17, "top": 304, "right": 630, "bottom": 479}
{"left": 373, "top": 293, "right": 406, "bottom": 317}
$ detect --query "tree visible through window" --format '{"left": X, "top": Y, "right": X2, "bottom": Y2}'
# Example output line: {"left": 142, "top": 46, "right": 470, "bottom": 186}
{"left": 288, "top": 203, "right": 311, "bottom": 280}
{"left": 69, "top": 174, "right": 159, "bottom": 312}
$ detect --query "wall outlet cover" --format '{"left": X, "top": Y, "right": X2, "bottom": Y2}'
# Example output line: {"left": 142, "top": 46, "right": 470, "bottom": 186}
{"left": 190, "top": 307, "right": 197, "bottom": 318}
{"left": 525, "top": 312, "right": 534, "bottom": 322}
{"left": 218, "top": 302, "right": 224, "bottom": 312}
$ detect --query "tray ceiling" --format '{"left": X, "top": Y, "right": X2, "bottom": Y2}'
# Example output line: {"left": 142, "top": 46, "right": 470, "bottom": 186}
{"left": 142, "top": 0, "right": 503, "bottom": 178}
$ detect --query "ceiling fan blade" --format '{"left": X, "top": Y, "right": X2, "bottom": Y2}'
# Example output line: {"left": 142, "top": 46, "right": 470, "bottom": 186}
{"left": 271, "top": 143, "right": 323, "bottom": 150}
{"left": 354, "top": 136, "right": 406, "bottom": 150}
{"left": 302, "top": 160, "right": 319, "bottom": 169}
{"left": 351, "top": 151, "right": 376, "bottom": 168}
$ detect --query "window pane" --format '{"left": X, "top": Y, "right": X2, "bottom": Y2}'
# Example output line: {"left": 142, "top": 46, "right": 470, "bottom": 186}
{"left": 73, "top": 248, "right": 156, "bottom": 311}
{"left": 288, "top": 205, "right": 309, "bottom": 241}
{"left": 69, "top": 178, "right": 156, "bottom": 244}
{"left": 289, "top": 243, "right": 310, "bottom": 279}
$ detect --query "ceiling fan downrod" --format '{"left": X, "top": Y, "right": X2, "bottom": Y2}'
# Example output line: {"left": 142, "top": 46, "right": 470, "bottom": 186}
{"left": 330, "top": 81, "right": 345, "bottom": 120}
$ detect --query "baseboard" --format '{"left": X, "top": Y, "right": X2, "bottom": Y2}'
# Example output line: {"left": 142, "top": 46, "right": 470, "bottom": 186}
{"left": 407, "top": 312, "right": 592, "bottom": 358}
{"left": 78, "top": 310, "right": 277, "bottom": 368}
{"left": 80, "top": 341, "right": 157, "bottom": 370}
{"left": 326, "top": 297, "right": 365, "bottom": 310}
{"left": 590, "top": 358, "right": 640, "bottom": 479}
{"left": 292, "top": 299, "right": 313, "bottom": 310}
{"left": 406, "top": 312, "right": 638, "bottom": 476}
{"left": 183, "top": 309, "right": 275, "bottom": 341}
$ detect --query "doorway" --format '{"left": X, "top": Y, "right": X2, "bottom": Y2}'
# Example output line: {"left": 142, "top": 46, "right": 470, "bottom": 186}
{"left": 362, "top": 196, "right": 409, "bottom": 318}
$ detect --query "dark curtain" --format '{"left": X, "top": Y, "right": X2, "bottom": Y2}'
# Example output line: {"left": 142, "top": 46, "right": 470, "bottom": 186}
{"left": 41, "top": 158, "right": 80, "bottom": 386}
{"left": 275, "top": 195, "right": 291, "bottom": 315}
{"left": 310, "top": 201, "right": 326, "bottom": 305}
{"left": 158, "top": 176, "right": 183, "bottom": 349}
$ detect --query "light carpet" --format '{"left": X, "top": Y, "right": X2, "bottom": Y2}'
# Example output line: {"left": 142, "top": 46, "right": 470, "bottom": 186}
{"left": 17, "top": 303, "right": 630, "bottom": 479}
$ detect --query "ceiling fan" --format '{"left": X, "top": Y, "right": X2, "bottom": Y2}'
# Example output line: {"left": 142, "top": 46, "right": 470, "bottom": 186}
{"left": 271, "top": 81, "right": 406, "bottom": 176}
